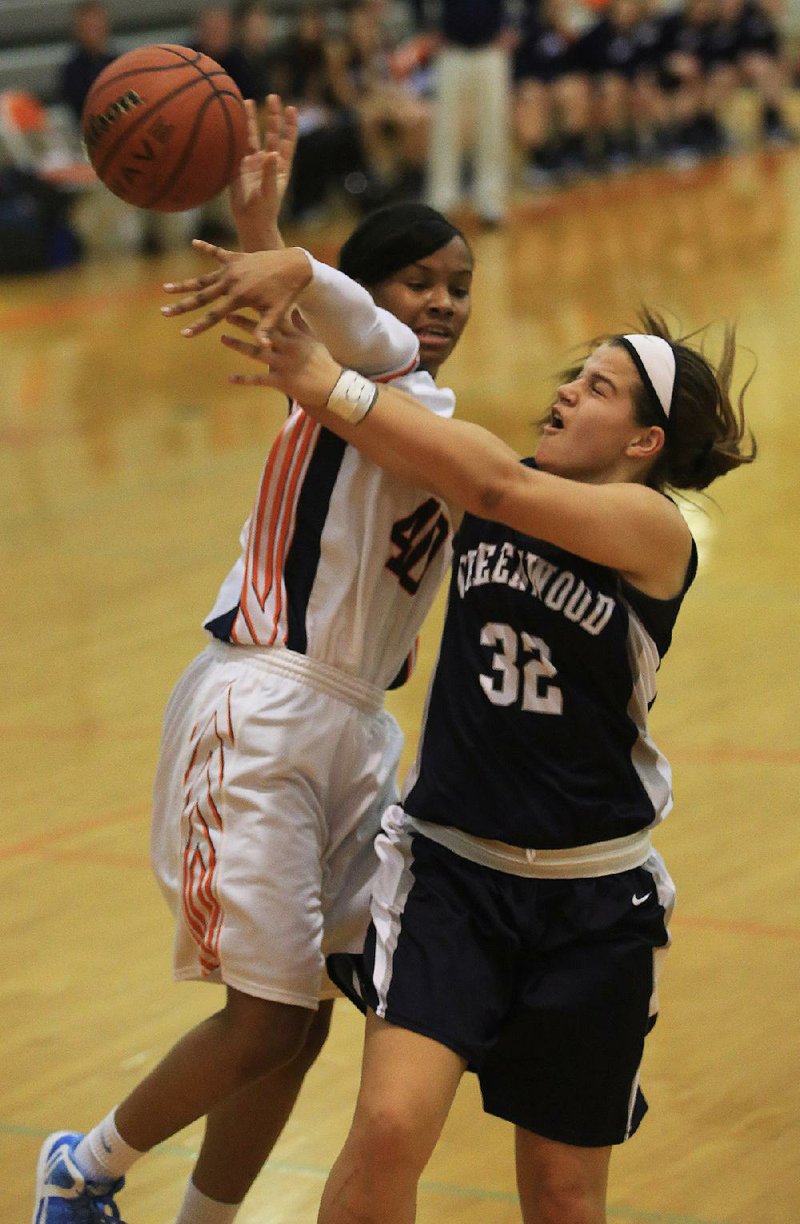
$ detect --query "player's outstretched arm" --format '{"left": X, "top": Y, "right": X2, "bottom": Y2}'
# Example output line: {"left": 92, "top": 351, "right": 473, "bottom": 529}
{"left": 162, "top": 244, "right": 417, "bottom": 377}
{"left": 221, "top": 312, "right": 479, "bottom": 504}
{"left": 222, "top": 314, "right": 691, "bottom": 591}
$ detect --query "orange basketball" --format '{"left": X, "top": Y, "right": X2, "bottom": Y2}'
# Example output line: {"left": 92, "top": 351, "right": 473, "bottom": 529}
{"left": 81, "top": 44, "right": 249, "bottom": 212}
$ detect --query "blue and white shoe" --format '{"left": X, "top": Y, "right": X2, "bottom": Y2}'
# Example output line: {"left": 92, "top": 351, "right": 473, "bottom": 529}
{"left": 32, "top": 1132, "right": 126, "bottom": 1223}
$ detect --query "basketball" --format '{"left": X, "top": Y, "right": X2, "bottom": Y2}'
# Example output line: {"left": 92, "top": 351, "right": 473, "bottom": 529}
{"left": 80, "top": 44, "right": 249, "bottom": 212}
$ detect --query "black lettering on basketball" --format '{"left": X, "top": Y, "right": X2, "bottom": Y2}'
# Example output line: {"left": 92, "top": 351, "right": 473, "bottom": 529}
{"left": 84, "top": 90, "right": 144, "bottom": 152}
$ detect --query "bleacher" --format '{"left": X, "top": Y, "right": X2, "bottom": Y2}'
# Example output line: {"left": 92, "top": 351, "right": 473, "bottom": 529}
{"left": 0, "top": 0, "right": 361, "bottom": 105}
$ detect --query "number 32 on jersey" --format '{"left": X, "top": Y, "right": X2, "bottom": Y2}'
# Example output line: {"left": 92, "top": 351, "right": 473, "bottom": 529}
{"left": 479, "top": 621, "right": 563, "bottom": 715}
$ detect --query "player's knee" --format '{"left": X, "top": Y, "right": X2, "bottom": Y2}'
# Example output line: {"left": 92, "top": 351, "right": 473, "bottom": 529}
{"left": 220, "top": 993, "right": 313, "bottom": 1079}
{"left": 350, "top": 1101, "right": 429, "bottom": 1182}
{"left": 528, "top": 1171, "right": 603, "bottom": 1224}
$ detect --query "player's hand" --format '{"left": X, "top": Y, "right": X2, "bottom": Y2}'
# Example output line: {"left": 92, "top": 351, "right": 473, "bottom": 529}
{"left": 161, "top": 243, "right": 312, "bottom": 339}
{"left": 222, "top": 312, "right": 340, "bottom": 412}
{"left": 229, "top": 95, "right": 298, "bottom": 249}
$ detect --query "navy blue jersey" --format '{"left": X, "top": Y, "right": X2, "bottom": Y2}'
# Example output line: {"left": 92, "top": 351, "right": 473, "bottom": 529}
{"left": 573, "top": 17, "right": 646, "bottom": 78}
{"left": 514, "top": 21, "right": 575, "bottom": 82}
{"left": 403, "top": 465, "right": 697, "bottom": 848}
{"left": 705, "top": 1, "right": 779, "bottom": 63}
{"left": 412, "top": 0, "right": 511, "bottom": 47}
{"left": 659, "top": 9, "right": 714, "bottom": 61}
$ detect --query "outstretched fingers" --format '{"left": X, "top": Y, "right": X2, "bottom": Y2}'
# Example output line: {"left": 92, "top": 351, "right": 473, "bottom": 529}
{"left": 161, "top": 239, "right": 236, "bottom": 313}
{"left": 221, "top": 332, "right": 270, "bottom": 362}
{"left": 278, "top": 104, "right": 299, "bottom": 173}
{"left": 263, "top": 94, "right": 298, "bottom": 194}
{"left": 160, "top": 278, "right": 233, "bottom": 329}
{"left": 243, "top": 97, "right": 261, "bottom": 154}
{"left": 224, "top": 312, "right": 260, "bottom": 334}
{"left": 221, "top": 327, "right": 274, "bottom": 385}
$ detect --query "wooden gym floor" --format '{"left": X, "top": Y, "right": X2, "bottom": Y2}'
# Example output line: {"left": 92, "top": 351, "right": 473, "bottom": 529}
{"left": 1, "top": 137, "right": 799, "bottom": 1223}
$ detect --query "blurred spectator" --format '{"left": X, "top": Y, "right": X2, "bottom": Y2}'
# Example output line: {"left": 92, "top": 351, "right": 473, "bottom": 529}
{"left": 56, "top": 0, "right": 183, "bottom": 254}
{"left": 326, "top": 1, "right": 429, "bottom": 200}
{"left": 411, "top": 0, "right": 519, "bottom": 226}
{"left": 58, "top": 0, "right": 116, "bottom": 124}
{"left": 657, "top": 0, "right": 728, "bottom": 161}
{"left": 631, "top": 0, "right": 680, "bottom": 161}
{"left": 705, "top": 0, "right": 798, "bottom": 146}
{"left": 191, "top": 5, "right": 253, "bottom": 242}
{"left": 271, "top": 8, "right": 382, "bottom": 222}
{"left": 193, "top": 4, "right": 252, "bottom": 95}
{"left": 513, "top": 0, "right": 592, "bottom": 187}
{"left": 232, "top": 0, "right": 277, "bottom": 106}
{"left": 571, "top": 0, "right": 651, "bottom": 171}
{"left": 271, "top": 6, "right": 332, "bottom": 110}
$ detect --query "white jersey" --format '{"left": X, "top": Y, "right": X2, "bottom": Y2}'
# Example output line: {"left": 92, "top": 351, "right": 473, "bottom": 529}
{"left": 203, "top": 255, "right": 456, "bottom": 690}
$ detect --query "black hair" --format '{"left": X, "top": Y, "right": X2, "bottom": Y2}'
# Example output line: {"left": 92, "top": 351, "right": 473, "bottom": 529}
{"left": 338, "top": 203, "right": 471, "bottom": 288}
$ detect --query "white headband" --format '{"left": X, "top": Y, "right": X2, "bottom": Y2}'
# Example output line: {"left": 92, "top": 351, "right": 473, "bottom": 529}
{"left": 619, "top": 334, "right": 676, "bottom": 426}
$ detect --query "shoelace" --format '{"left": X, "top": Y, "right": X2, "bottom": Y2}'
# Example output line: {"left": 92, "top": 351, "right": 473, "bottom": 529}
{"left": 87, "top": 1178, "right": 126, "bottom": 1223}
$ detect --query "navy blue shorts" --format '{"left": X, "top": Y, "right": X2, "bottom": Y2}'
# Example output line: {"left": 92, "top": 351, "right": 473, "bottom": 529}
{"left": 328, "top": 815, "right": 674, "bottom": 1147}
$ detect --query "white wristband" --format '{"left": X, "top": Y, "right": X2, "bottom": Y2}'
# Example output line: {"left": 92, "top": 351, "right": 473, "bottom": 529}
{"left": 326, "top": 369, "right": 379, "bottom": 424}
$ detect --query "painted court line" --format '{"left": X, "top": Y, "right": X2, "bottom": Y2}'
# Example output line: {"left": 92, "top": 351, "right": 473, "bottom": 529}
{"left": 3, "top": 720, "right": 797, "bottom": 767}
{"left": 670, "top": 913, "right": 800, "bottom": 941}
{"left": 0, "top": 806, "right": 145, "bottom": 862}
{"left": 0, "top": 283, "right": 162, "bottom": 332}
{"left": 1, "top": 808, "right": 798, "bottom": 941}
{"left": 0, "top": 1123, "right": 727, "bottom": 1223}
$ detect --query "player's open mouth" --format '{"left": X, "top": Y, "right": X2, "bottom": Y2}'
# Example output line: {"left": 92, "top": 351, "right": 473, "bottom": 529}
{"left": 545, "top": 406, "right": 565, "bottom": 432}
{"left": 417, "top": 327, "right": 452, "bottom": 347}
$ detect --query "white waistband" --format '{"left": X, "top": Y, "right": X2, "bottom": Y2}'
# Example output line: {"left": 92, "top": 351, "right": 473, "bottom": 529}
{"left": 407, "top": 817, "right": 653, "bottom": 879}
{"left": 207, "top": 640, "right": 385, "bottom": 715}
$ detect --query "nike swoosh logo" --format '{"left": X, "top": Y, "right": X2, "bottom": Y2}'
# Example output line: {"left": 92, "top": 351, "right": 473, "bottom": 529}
{"left": 632, "top": 893, "right": 651, "bottom": 906}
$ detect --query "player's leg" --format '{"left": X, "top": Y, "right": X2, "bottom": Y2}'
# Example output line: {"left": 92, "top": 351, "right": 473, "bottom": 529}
{"left": 479, "top": 861, "right": 674, "bottom": 1224}
{"left": 317, "top": 1012, "right": 467, "bottom": 1224}
{"left": 181, "top": 1001, "right": 334, "bottom": 1211}
{"left": 115, "top": 988, "right": 318, "bottom": 1151}
{"left": 32, "top": 989, "right": 316, "bottom": 1224}
{"left": 322, "top": 810, "right": 524, "bottom": 1224}
{"left": 515, "top": 1130, "right": 611, "bottom": 1224}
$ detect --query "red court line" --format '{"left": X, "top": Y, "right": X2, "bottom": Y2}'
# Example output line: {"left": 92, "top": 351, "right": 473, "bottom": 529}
{"left": 47, "top": 848, "right": 150, "bottom": 868}
{"left": 0, "top": 283, "right": 164, "bottom": 333}
{"left": 671, "top": 914, "right": 800, "bottom": 941}
{"left": 0, "top": 806, "right": 146, "bottom": 862}
{"left": 3, "top": 809, "right": 799, "bottom": 943}
{"left": 5, "top": 722, "right": 797, "bottom": 769}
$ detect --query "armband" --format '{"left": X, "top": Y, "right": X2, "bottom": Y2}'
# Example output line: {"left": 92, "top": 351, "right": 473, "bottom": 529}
{"left": 325, "top": 369, "right": 379, "bottom": 424}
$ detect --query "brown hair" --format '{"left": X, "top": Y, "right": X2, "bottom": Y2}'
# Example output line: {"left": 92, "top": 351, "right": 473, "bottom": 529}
{"left": 558, "top": 309, "right": 757, "bottom": 493}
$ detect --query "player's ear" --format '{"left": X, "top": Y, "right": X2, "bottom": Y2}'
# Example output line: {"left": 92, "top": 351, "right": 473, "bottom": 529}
{"left": 626, "top": 425, "right": 665, "bottom": 460}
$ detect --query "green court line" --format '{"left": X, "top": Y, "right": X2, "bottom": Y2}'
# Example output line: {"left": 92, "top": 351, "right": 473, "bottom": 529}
{"left": 3, "top": 1121, "right": 727, "bottom": 1224}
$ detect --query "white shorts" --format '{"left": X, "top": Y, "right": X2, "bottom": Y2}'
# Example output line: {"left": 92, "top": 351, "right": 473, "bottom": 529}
{"left": 151, "top": 641, "right": 403, "bottom": 1009}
